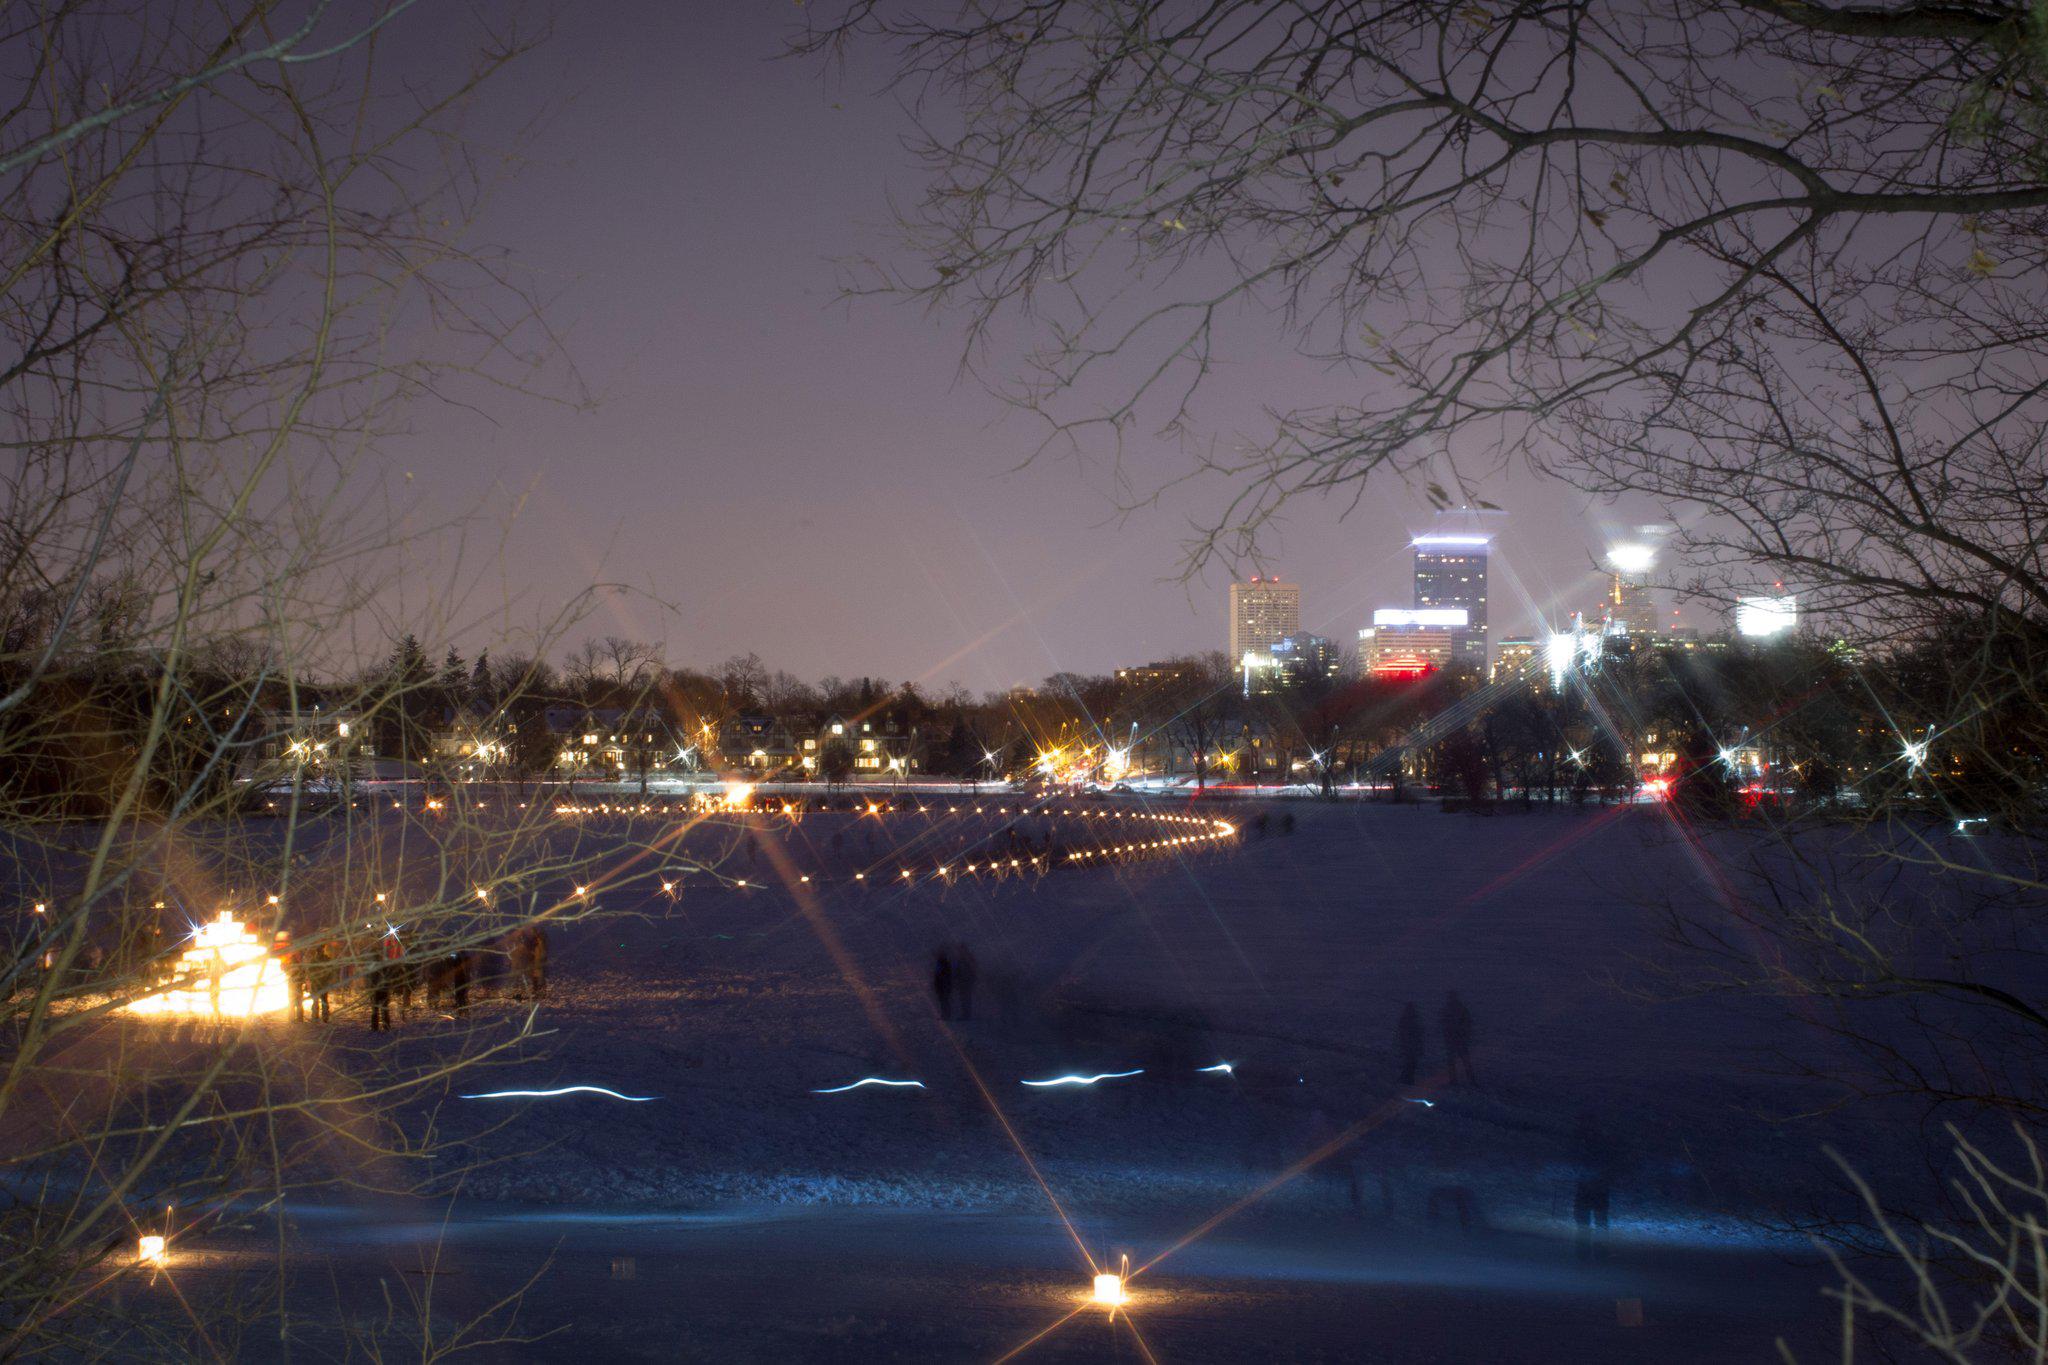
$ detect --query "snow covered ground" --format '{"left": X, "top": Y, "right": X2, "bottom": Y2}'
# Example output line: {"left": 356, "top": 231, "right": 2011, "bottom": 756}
{"left": 98, "top": 796, "right": 1967, "bottom": 1358}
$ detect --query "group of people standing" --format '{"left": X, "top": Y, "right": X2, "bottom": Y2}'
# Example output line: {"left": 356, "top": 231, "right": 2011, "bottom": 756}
{"left": 273, "top": 922, "right": 550, "bottom": 1031}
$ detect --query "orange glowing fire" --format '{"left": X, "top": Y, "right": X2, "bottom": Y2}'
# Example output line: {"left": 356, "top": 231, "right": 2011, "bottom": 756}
{"left": 126, "top": 911, "right": 290, "bottom": 1019}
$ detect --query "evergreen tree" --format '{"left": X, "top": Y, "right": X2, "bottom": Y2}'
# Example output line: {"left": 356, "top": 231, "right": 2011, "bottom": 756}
{"left": 469, "top": 650, "right": 494, "bottom": 710}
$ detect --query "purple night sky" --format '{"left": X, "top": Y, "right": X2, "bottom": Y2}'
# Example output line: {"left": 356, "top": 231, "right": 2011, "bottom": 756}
{"left": 383, "top": 5, "right": 1675, "bottom": 690}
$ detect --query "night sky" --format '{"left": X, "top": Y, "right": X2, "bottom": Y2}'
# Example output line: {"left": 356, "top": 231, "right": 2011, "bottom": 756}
{"left": 385, "top": 5, "right": 1675, "bottom": 689}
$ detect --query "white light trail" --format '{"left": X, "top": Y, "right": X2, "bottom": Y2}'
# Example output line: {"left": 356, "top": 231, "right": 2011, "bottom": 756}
{"left": 1196, "top": 1062, "right": 1235, "bottom": 1074}
{"left": 1404, "top": 1097, "right": 1436, "bottom": 1108}
{"left": 459, "top": 1085, "right": 658, "bottom": 1103}
{"left": 812, "top": 1078, "right": 926, "bottom": 1094}
{"left": 1021, "top": 1069, "right": 1144, "bottom": 1088}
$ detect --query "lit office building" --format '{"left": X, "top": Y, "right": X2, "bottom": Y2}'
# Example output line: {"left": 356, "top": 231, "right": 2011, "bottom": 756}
{"left": 1492, "top": 637, "right": 1542, "bottom": 685}
{"left": 1360, "top": 608, "right": 1469, "bottom": 676}
{"left": 1735, "top": 594, "right": 1798, "bottom": 639}
{"left": 1412, "top": 532, "right": 1492, "bottom": 666}
{"left": 1228, "top": 577, "right": 1301, "bottom": 663}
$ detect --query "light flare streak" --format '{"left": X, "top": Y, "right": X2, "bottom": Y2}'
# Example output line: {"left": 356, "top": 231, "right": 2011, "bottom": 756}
{"left": 811, "top": 1078, "right": 925, "bottom": 1094}
{"left": 459, "top": 1085, "right": 657, "bottom": 1103}
{"left": 1021, "top": 1069, "right": 1143, "bottom": 1088}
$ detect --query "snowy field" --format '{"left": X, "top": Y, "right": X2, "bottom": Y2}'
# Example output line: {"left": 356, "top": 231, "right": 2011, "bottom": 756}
{"left": 80, "top": 795, "right": 1969, "bottom": 1359}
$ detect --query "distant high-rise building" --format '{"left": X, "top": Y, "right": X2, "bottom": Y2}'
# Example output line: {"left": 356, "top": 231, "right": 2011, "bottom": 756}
{"left": 1228, "top": 577, "right": 1301, "bottom": 665}
{"left": 1244, "top": 632, "right": 1341, "bottom": 696}
{"left": 1270, "top": 633, "right": 1340, "bottom": 689}
{"left": 1412, "top": 515, "right": 1497, "bottom": 667}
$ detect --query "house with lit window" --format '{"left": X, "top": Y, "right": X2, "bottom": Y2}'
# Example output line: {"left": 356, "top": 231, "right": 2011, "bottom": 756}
{"left": 796, "top": 711, "right": 922, "bottom": 776}
{"left": 718, "top": 713, "right": 800, "bottom": 773}
{"left": 545, "top": 707, "right": 678, "bottom": 777}
{"left": 248, "top": 686, "right": 370, "bottom": 778}
{"left": 428, "top": 704, "right": 509, "bottom": 774}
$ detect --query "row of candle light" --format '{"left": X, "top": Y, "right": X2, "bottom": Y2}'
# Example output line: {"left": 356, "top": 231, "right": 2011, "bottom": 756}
{"left": 475, "top": 799, "right": 1242, "bottom": 897}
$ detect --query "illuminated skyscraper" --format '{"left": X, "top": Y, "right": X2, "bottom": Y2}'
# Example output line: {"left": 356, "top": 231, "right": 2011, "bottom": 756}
{"left": 1411, "top": 518, "right": 1496, "bottom": 667}
{"left": 1228, "top": 577, "right": 1301, "bottom": 665}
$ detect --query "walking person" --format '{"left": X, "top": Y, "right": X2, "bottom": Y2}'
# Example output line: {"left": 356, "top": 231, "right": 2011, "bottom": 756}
{"left": 1395, "top": 1001, "right": 1424, "bottom": 1086}
{"left": 932, "top": 947, "right": 955, "bottom": 1020}
{"left": 279, "top": 932, "right": 305, "bottom": 1023}
{"left": 1440, "top": 989, "right": 1476, "bottom": 1085}
{"left": 528, "top": 925, "right": 549, "bottom": 1001}
{"left": 368, "top": 960, "right": 392, "bottom": 1032}
{"left": 954, "top": 943, "right": 978, "bottom": 1022}
{"left": 394, "top": 941, "right": 417, "bottom": 1017}
{"left": 1570, "top": 1108, "right": 1618, "bottom": 1260}
{"left": 509, "top": 930, "right": 532, "bottom": 1001}
{"left": 310, "top": 942, "right": 336, "bottom": 1023}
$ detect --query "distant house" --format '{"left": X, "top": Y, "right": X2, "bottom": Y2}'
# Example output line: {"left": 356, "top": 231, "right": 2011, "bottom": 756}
{"left": 547, "top": 707, "right": 677, "bottom": 777}
{"left": 795, "top": 710, "right": 921, "bottom": 777}
{"left": 248, "top": 686, "right": 370, "bottom": 779}
{"left": 719, "top": 713, "right": 799, "bottom": 773}
{"left": 429, "top": 704, "right": 507, "bottom": 774}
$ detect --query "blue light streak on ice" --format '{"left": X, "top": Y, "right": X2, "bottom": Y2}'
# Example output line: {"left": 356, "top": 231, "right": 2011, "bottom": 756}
{"left": 1197, "top": 1062, "right": 1234, "bottom": 1074}
{"left": 1021, "top": 1069, "right": 1144, "bottom": 1088}
{"left": 459, "top": 1085, "right": 658, "bottom": 1103}
{"left": 812, "top": 1078, "right": 927, "bottom": 1094}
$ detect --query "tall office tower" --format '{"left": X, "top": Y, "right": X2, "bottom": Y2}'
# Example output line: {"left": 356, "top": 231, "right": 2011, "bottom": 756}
{"left": 1411, "top": 515, "right": 1497, "bottom": 667}
{"left": 1228, "top": 577, "right": 1301, "bottom": 664}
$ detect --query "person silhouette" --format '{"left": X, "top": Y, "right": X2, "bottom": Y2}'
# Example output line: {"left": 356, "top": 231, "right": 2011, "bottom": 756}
{"left": 1440, "top": 990, "right": 1476, "bottom": 1085}
{"left": 954, "top": 943, "right": 978, "bottom": 1021}
{"left": 1571, "top": 1108, "right": 1618, "bottom": 1259}
{"left": 932, "top": 947, "right": 955, "bottom": 1020}
{"left": 1395, "top": 1002, "right": 1424, "bottom": 1085}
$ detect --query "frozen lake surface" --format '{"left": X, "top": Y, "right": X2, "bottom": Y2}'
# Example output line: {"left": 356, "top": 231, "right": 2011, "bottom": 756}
{"left": 83, "top": 794, "right": 1961, "bottom": 1359}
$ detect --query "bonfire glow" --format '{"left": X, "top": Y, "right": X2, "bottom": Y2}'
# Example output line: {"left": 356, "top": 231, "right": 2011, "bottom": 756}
{"left": 125, "top": 912, "right": 289, "bottom": 1019}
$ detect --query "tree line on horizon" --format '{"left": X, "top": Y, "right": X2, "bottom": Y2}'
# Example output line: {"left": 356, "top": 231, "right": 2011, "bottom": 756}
{"left": 6, "top": 576, "right": 2039, "bottom": 819}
